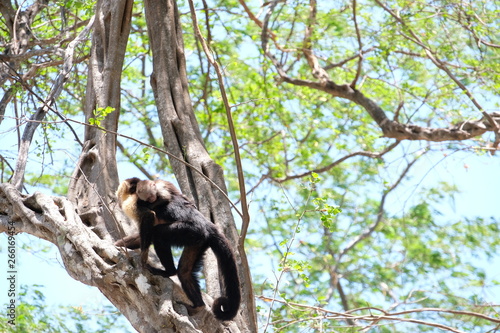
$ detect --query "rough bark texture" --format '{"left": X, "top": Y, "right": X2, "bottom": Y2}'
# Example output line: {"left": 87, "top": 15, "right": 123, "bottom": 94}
{"left": 143, "top": 0, "right": 256, "bottom": 331}
{"left": 67, "top": 0, "right": 134, "bottom": 241}
{"left": 63, "top": 0, "right": 222, "bottom": 331}
{"left": 281, "top": 76, "right": 500, "bottom": 142}
{"left": 0, "top": 183, "right": 204, "bottom": 332}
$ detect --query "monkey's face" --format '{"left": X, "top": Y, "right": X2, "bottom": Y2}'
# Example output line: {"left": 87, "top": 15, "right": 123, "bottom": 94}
{"left": 137, "top": 180, "right": 158, "bottom": 203}
{"left": 116, "top": 177, "right": 141, "bottom": 207}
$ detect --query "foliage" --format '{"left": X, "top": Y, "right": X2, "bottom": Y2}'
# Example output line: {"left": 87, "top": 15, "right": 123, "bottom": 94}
{"left": 0, "top": 285, "right": 131, "bottom": 333}
{"left": 0, "top": 0, "right": 499, "bottom": 332}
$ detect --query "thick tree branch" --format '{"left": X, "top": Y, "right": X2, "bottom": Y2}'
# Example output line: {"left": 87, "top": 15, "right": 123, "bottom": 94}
{"left": 265, "top": 30, "right": 495, "bottom": 143}
{"left": 143, "top": 0, "right": 255, "bottom": 329}
{"left": 273, "top": 140, "right": 400, "bottom": 183}
{"left": 187, "top": 0, "right": 250, "bottom": 247}
{"left": 11, "top": 114, "right": 241, "bottom": 217}
{"left": 278, "top": 74, "right": 500, "bottom": 142}
{"left": 350, "top": 0, "right": 363, "bottom": 88}
{"left": 250, "top": 1, "right": 500, "bottom": 147}
{"left": 0, "top": 183, "right": 221, "bottom": 332}
{"left": 68, "top": 0, "right": 135, "bottom": 245}
{"left": 373, "top": 0, "right": 500, "bottom": 147}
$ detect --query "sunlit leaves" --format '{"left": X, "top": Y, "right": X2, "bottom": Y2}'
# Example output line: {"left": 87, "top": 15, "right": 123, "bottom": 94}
{"left": 2, "top": 0, "right": 499, "bottom": 331}
{"left": 89, "top": 106, "right": 115, "bottom": 126}
{"left": 313, "top": 196, "right": 342, "bottom": 232}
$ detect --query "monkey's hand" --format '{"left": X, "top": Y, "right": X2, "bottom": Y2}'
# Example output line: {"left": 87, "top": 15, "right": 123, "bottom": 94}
{"left": 140, "top": 248, "right": 150, "bottom": 266}
{"left": 115, "top": 233, "right": 141, "bottom": 249}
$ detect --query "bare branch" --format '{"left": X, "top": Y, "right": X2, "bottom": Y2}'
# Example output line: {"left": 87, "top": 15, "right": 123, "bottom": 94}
{"left": 11, "top": 15, "right": 95, "bottom": 190}
{"left": 278, "top": 73, "right": 500, "bottom": 142}
{"left": 273, "top": 140, "right": 400, "bottom": 183}
{"left": 300, "top": 0, "right": 331, "bottom": 82}
{"left": 238, "top": 0, "right": 294, "bottom": 53}
{"left": 373, "top": 0, "right": 500, "bottom": 147}
{"left": 261, "top": 1, "right": 279, "bottom": 55}
{"left": 336, "top": 278, "right": 355, "bottom": 326}
{"left": 350, "top": 0, "right": 363, "bottom": 88}
{"left": 116, "top": 140, "right": 154, "bottom": 180}
{"left": 323, "top": 46, "right": 376, "bottom": 70}
{"left": 258, "top": 296, "right": 500, "bottom": 332}
{"left": 336, "top": 157, "right": 418, "bottom": 263}
{"left": 0, "top": 87, "right": 13, "bottom": 126}
{"left": 254, "top": 0, "right": 499, "bottom": 147}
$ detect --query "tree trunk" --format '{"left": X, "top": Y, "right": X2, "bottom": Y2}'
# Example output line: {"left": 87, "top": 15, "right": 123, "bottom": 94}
{"left": 67, "top": 0, "right": 134, "bottom": 240}
{"left": 143, "top": 0, "right": 256, "bottom": 331}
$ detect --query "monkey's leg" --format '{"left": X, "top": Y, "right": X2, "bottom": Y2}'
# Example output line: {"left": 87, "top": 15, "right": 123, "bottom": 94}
{"left": 177, "top": 245, "right": 206, "bottom": 314}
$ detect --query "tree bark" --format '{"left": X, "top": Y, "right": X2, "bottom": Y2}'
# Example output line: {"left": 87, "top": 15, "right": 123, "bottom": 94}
{"left": 143, "top": 0, "right": 256, "bottom": 331}
{"left": 0, "top": 183, "right": 204, "bottom": 333}
{"left": 67, "top": 0, "right": 134, "bottom": 241}
{"left": 278, "top": 74, "right": 500, "bottom": 142}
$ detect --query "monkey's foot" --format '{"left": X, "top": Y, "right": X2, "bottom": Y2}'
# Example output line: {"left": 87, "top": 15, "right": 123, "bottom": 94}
{"left": 145, "top": 264, "right": 177, "bottom": 277}
{"left": 185, "top": 304, "right": 205, "bottom": 316}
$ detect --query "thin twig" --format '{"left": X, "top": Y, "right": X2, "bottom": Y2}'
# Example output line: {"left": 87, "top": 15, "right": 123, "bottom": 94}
{"left": 262, "top": 184, "right": 314, "bottom": 333}
{"left": 187, "top": 0, "right": 250, "bottom": 243}
{"left": 7, "top": 114, "right": 243, "bottom": 218}
{"left": 350, "top": 0, "right": 363, "bottom": 88}
{"left": 10, "top": 15, "right": 94, "bottom": 190}
{"left": 238, "top": 0, "right": 294, "bottom": 53}
{"left": 258, "top": 296, "right": 499, "bottom": 332}
{"left": 116, "top": 140, "right": 154, "bottom": 180}
{"left": 274, "top": 140, "right": 400, "bottom": 183}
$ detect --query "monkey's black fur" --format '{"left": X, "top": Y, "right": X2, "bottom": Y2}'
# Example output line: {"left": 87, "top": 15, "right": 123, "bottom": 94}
{"left": 116, "top": 177, "right": 240, "bottom": 321}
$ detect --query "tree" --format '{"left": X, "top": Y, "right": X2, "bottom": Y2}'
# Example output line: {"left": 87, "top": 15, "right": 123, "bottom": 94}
{"left": 1, "top": 0, "right": 253, "bottom": 332}
{"left": 1, "top": 0, "right": 499, "bottom": 332}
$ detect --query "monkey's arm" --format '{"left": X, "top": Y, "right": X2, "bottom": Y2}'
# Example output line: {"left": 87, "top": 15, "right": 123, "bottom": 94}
{"left": 114, "top": 233, "right": 141, "bottom": 249}
{"left": 150, "top": 224, "right": 177, "bottom": 277}
{"left": 139, "top": 210, "right": 157, "bottom": 267}
{"left": 139, "top": 211, "right": 178, "bottom": 277}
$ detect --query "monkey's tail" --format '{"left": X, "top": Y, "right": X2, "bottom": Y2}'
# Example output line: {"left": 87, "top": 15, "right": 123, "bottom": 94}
{"left": 208, "top": 231, "right": 241, "bottom": 321}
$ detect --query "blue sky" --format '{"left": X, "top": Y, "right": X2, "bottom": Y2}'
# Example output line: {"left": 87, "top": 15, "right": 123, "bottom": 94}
{"left": 1, "top": 148, "right": 498, "bottom": 329}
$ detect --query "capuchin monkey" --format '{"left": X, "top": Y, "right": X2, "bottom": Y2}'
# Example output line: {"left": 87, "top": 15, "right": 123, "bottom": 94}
{"left": 115, "top": 177, "right": 241, "bottom": 321}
